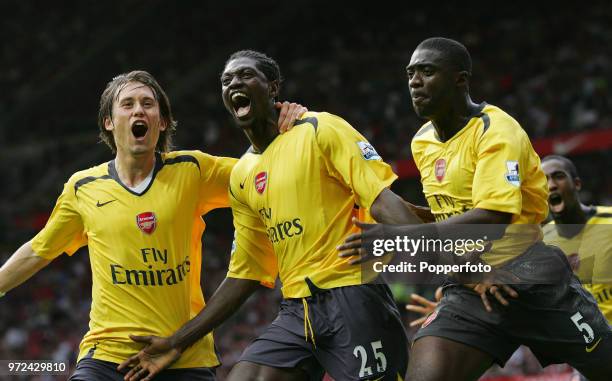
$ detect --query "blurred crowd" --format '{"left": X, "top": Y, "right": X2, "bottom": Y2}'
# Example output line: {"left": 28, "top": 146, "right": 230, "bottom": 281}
{"left": 1, "top": 1, "right": 611, "bottom": 379}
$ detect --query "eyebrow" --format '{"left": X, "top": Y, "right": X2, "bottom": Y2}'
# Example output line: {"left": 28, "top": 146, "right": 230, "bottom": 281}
{"left": 118, "top": 95, "right": 156, "bottom": 103}
{"left": 546, "top": 170, "right": 567, "bottom": 177}
{"left": 221, "top": 65, "right": 260, "bottom": 78}
{"left": 406, "top": 63, "right": 436, "bottom": 71}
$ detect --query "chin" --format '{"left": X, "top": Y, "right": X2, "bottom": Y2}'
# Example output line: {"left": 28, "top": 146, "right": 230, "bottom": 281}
{"left": 412, "top": 105, "right": 429, "bottom": 119}
{"left": 233, "top": 116, "right": 254, "bottom": 129}
{"left": 550, "top": 208, "right": 567, "bottom": 220}
{"left": 130, "top": 146, "right": 153, "bottom": 156}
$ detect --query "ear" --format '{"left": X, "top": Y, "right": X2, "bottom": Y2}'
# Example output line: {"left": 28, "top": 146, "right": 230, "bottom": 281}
{"left": 269, "top": 80, "right": 280, "bottom": 99}
{"left": 104, "top": 117, "right": 114, "bottom": 131}
{"left": 574, "top": 176, "right": 582, "bottom": 192}
{"left": 159, "top": 119, "right": 167, "bottom": 132}
{"left": 456, "top": 70, "right": 470, "bottom": 88}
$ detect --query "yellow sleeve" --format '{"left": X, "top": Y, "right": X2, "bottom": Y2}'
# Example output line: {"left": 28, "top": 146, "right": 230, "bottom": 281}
{"left": 472, "top": 120, "right": 524, "bottom": 216}
{"left": 589, "top": 223, "right": 612, "bottom": 283}
{"left": 226, "top": 183, "right": 278, "bottom": 288}
{"left": 314, "top": 113, "right": 397, "bottom": 209}
{"left": 31, "top": 179, "right": 87, "bottom": 259}
{"left": 197, "top": 152, "right": 238, "bottom": 214}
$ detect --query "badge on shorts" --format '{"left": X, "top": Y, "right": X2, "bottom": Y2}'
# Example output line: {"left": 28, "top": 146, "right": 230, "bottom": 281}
{"left": 435, "top": 158, "right": 446, "bottom": 182}
{"left": 421, "top": 308, "right": 439, "bottom": 328}
{"left": 357, "top": 141, "right": 381, "bottom": 161}
{"left": 505, "top": 160, "right": 520, "bottom": 186}
{"left": 136, "top": 212, "right": 157, "bottom": 234}
{"left": 255, "top": 171, "right": 268, "bottom": 194}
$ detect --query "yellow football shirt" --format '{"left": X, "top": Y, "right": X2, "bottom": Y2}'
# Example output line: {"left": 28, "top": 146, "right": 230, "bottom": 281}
{"left": 544, "top": 206, "right": 612, "bottom": 323}
{"left": 227, "top": 112, "right": 397, "bottom": 298}
{"left": 411, "top": 103, "right": 549, "bottom": 266}
{"left": 31, "top": 151, "right": 236, "bottom": 368}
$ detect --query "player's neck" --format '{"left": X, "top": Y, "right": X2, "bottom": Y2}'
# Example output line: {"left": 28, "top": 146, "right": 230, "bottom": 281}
{"left": 554, "top": 202, "right": 591, "bottom": 237}
{"left": 114, "top": 151, "right": 156, "bottom": 187}
{"left": 432, "top": 97, "right": 480, "bottom": 142}
{"left": 243, "top": 111, "right": 279, "bottom": 153}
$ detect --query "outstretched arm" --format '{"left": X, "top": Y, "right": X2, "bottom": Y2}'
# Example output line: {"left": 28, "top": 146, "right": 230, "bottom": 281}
{"left": 118, "top": 277, "right": 261, "bottom": 381}
{"left": 0, "top": 241, "right": 51, "bottom": 295}
{"left": 403, "top": 200, "right": 436, "bottom": 223}
{"left": 170, "top": 277, "right": 260, "bottom": 352}
{"left": 338, "top": 208, "right": 517, "bottom": 311}
{"left": 370, "top": 188, "right": 423, "bottom": 225}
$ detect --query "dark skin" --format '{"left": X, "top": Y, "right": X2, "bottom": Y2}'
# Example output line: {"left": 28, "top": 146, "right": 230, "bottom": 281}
{"left": 404, "top": 160, "right": 590, "bottom": 313}
{"left": 118, "top": 56, "right": 421, "bottom": 381}
{"left": 542, "top": 158, "right": 594, "bottom": 237}
{"left": 405, "top": 157, "right": 612, "bottom": 380}
{"left": 114, "top": 60, "right": 311, "bottom": 381}
{"left": 338, "top": 45, "right": 523, "bottom": 380}
{"left": 339, "top": 47, "right": 518, "bottom": 308}
{"left": 542, "top": 158, "right": 612, "bottom": 380}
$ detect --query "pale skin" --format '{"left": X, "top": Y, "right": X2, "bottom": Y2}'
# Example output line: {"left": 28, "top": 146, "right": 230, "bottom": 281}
{"left": 0, "top": 79, "right": 305, "bottom": 295}
{"left": 0, "top": 80, "right": 306, "bottom": 381}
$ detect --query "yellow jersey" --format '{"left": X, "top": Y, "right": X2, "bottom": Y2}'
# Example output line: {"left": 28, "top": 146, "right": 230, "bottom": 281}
{"left": 411, "top": 103, "right": 549, "bottom": 266}
{"left": 32, "top": 151, "right": 236, "bottom": 368}
{"left": 227, "top": 112, "right": 397, "bottom": 298}
{"left": 544, "top": 206, "right": 612, "bottom": 323}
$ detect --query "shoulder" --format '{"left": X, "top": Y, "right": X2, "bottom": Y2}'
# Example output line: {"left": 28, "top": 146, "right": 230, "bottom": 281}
{"left": 592, "top": 206, "right": 612, "bottom": 222}
{"left": 69, "top": 162, "right": 112, "bottom": 195}
{"left": 542, "top": 220, "right": 561, "bottom": 239}
{"left": 163, "top": 150, "right": 237, "bottom": 171}
{"left": 162, "top": 150, "right": 206, "bottom": 169}
{"left": 479, "top": 104, "right": 526, "bottom": 139}
{"left": 305, "top": 111, "right": 364, "bottom": 142}
{"left": 411, "top": 122, "right": 436, "bottom": 157}
{"left": 412, "top": 122, "right": 436, "bottom": 143}
{"left": 290, "top": 111, "right": 354, "bottom": 137}
{"left": 292, "top": 111, "right": 323, "bottom": 131}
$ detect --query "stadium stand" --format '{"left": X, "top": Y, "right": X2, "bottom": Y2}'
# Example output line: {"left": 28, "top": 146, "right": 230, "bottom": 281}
{"left": 1, "top": 1, "right": 610, "bottom": 379}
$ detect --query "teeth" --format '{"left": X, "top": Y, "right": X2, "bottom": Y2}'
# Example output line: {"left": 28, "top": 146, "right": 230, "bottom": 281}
{"left": 231, "top": 92, "right": 248, "bottom": 102}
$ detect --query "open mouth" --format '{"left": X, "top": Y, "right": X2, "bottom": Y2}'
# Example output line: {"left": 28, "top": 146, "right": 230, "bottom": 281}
{"left": 549, "top": 193, "right": 564, "bottom": 213}
{"left": 412, "top": 94, "right": 428, "bottom": 103}
{"left": 132, "top": 121, "right": 148, "bottom": 138}
{"left": 231, "top": 92, "right": 251, "bottom": 118}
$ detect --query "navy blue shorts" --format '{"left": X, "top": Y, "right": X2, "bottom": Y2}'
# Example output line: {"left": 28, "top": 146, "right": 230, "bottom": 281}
{"left": 240, "top": 283, "right": 408, "bottom": 380}
{"left": 414, "top": 243, "right": 612, "bottom": 372}
{"left": 69, "top": 355, "right": 216, "bottom": 381}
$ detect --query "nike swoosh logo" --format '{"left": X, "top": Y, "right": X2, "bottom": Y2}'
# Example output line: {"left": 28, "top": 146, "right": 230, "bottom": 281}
{"left": 553, "top": 135, "right": 586, "bottom": 155}
{"left": 239, "top": 180, "right": 246, "bottom": 189}
{"left": 586, "top": 337, "right": 602, "bottom": 353}
{"left": 96, "top": 199, "right": 117, "bottom": 207}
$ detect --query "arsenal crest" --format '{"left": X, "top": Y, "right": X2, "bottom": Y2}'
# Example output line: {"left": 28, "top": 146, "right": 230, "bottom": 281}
{"left": 136, "top": 212, "right": 157, "bottom": 234}
{"left": 255, "top": 171, "right": 267, "bottom": 194}
{"left": 435, "top": 158, "right": 446, "bottom": 182}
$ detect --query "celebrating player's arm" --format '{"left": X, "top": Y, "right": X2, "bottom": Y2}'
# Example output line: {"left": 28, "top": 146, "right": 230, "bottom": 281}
{"left": 402, "top": 200, "right": 436, "bottom": 223}
{"left": 337, "top": 207, "right": 518, "bottom": 311}
{"left": 0, "top": 171, "right": 87, "bottom": 299}
{"left": 0, "top": 241, "right": 52, "bottom": 298}
{"left": 118, "top": 277, "right": 263, "bottom": 381}
{"left": 406, "top": 287, "right": 443, "bottom": 327}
